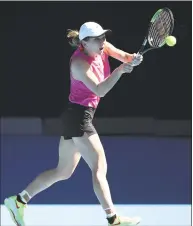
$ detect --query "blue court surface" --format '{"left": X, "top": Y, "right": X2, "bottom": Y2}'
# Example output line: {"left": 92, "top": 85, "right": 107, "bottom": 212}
{"left": 1, "top": 204, "right": 191, "bottom": 226}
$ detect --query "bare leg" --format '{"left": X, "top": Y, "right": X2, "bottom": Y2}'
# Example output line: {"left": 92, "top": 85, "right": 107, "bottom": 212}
{"left": 21, "top": 137, "right": 81, "bottom": 202}
{"left": 72, "top": 134, "right": 141, "bottom": 226}
{"left": 72, "top": 133, "right": 115, "bottom": 215}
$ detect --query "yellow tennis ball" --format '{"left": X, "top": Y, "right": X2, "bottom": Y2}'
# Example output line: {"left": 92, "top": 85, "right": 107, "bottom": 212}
{"left": 165, "top": 36, "right": 177, "bottom": 47}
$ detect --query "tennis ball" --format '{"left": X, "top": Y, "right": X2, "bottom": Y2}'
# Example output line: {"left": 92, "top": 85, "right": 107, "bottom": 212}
{"left": 165, "top": 36, "right": 177, "bottom": 47}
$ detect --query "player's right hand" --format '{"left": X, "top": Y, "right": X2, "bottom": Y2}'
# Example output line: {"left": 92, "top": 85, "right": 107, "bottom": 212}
{"left": 131, "top": 53, "right": 143, "bottom": 66}
{"left": 118, "top": 63, "right": 134, "bottom": 74}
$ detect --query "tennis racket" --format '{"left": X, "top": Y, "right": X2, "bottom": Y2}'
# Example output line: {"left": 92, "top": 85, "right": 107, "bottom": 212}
{"left": 137, "top": 7, "right": 175, "bottom": 55}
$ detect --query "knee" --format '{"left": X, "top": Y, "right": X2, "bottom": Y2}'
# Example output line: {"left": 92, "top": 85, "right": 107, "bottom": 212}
{"left": 92, "top": 166, "right": 107, "bottom": 184}
{"left": 54, "top": 167, "right": 73, "bottom": 181}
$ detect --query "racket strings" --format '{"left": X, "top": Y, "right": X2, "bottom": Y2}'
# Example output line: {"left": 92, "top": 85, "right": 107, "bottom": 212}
{"left": 148, "top": 9, "right": 174, "bottom": 47}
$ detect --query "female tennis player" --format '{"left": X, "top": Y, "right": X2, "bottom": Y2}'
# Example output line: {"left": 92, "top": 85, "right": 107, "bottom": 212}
{"left": 4, "top": 22, "right": 143, "bottom": 226}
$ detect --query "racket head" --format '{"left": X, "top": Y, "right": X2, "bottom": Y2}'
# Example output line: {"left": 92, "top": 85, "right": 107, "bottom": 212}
{"left": 147, "top": 8, "right": 174, "bottom": 48}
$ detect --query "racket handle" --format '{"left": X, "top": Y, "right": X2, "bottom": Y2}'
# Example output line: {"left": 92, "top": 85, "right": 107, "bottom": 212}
{"left": 138, "top": 38, "right": 148, "bottom": 55}
{"left": 138, "top": 48, "right": 145, "bottom": 55}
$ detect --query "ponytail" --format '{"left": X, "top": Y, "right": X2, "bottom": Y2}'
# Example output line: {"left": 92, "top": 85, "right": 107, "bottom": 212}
{"left": 67, "top": 29, "right": 80, "bottom": 48}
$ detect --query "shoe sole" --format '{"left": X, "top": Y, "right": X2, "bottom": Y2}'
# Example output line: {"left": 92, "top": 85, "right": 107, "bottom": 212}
{"left": 4, "top": 198, "right": 22, "bottom": 226}
{"left": 110, "top": 223, "right": 140, "bottom": 226}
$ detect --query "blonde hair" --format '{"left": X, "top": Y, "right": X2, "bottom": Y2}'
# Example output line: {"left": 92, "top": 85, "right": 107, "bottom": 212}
{"left": 67, "top": 29, "right": 81, "bottom": 48}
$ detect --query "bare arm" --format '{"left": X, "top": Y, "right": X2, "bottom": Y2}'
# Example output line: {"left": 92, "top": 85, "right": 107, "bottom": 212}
{"left": 104, "top": 41, "right": 134, "bottom": 63}
{"left": 71, "top": 58, "right": 133, "bottom": 97}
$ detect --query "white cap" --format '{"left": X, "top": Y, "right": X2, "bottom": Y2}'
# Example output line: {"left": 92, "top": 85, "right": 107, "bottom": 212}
{"left": 79, "top": 22, "right": 111, "bottom": 41}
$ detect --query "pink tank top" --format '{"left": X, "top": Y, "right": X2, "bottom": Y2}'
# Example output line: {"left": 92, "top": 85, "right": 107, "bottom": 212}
{"left": 68, "top": 47, "right": 111, "bottom": 108}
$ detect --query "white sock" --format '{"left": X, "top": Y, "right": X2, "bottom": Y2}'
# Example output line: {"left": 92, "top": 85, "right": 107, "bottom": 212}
{"left": 104, "top": 208, "right": 117, "bottom": 218}
{"left": 107, "top": 212, "right": 117, "bottom": 218}
{"left": 19, "top": 190, "right": 31, "bottom": 203}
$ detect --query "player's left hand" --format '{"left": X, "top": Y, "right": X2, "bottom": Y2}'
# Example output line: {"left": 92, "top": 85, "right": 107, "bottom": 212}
{"left": 131, "top": 53, "right": 143, "bottom": 66}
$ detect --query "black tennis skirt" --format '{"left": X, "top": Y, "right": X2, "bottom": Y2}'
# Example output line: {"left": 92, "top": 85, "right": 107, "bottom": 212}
{"left": 61, "top": 101, "right": 97, "bottom": 140}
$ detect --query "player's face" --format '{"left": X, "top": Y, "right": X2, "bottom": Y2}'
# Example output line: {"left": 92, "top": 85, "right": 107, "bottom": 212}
{"left": 84, "top": 34, "right": 106, "bottom": 54}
